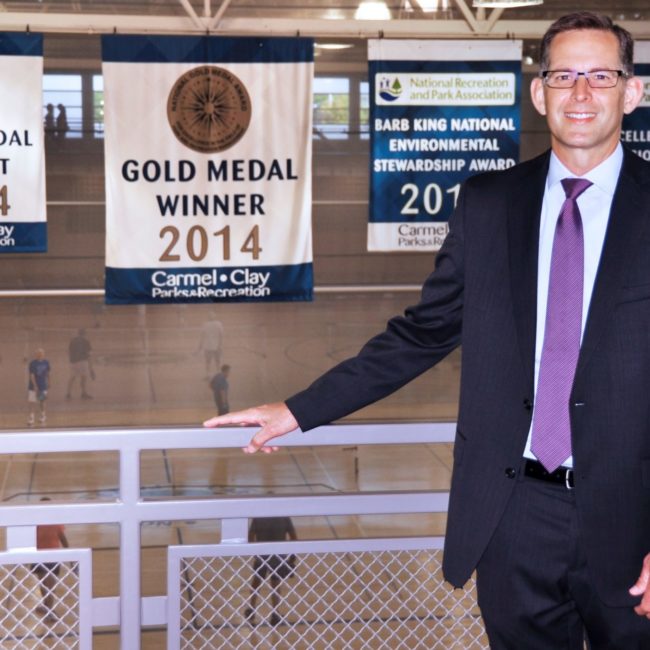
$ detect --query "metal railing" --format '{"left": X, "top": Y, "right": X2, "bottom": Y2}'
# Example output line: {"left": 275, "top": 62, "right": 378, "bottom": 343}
{"left": 0, "top": 423, "right": 488, "bottom": 649}
{"left": 0, "top": 284, "right": 422, "bottom": 299}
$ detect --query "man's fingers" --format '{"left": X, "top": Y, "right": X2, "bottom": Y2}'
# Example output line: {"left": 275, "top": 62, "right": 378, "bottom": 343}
{"left": 633, "top": 589, "right": 650, "bottom": 618}
{"left": 243, "top": 428, "right": 283, "bottom": 454}
{"left": 203, "top": 409, "right": 263, "bottom": 428}
{"left": 630, "top": 555, "right": 650, "bottom": 596}
{"left": 630, "top": 553, "right": 650, "bottom": 617}
{"left": 203, "top": 402, "right": 298, "bottom": 454}
{"left": 244, "top": 443, "right": 280, "bottom": 455}
{"left": 633, "top": 603, "right": 650, "bottom": 617}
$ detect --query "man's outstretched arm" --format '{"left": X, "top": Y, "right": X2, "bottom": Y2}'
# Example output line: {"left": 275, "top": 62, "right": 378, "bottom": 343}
{"left": 203, "top": 402, "right": 298, "bottom": 454}
{"left": 203, "top": 186, "right": 468, "bottom": 452}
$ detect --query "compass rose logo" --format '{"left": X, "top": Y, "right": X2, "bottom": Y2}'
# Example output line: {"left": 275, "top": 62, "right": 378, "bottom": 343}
{"left": 167, "top": 65, "right": 252, "bottom": 153}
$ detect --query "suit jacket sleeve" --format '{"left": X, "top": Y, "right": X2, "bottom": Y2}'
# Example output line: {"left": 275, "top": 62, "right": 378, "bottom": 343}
{"left": 285, "top": 188, "right": 467, "bottom": 432}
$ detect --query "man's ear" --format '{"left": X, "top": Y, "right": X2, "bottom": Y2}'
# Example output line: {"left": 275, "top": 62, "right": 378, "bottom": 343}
{"left": 530, "top": 76, "right": 547, "bottom": 116}
{"left": 624, "top": 75, "right": 645, "bottom": 115}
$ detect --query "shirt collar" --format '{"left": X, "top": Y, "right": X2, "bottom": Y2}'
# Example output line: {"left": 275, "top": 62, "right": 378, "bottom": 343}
{"left": 547, "top": 143, "right": 623, "bottom": 196}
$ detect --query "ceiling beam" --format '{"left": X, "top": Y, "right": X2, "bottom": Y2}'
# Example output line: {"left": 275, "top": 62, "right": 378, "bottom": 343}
{"left": 2, "top": 12, "right": 650, "bottom": 40}
{"left": 210, "top": 0, "right": 232, "bottom": 31}
{"left": 177, "top": 0, "right": 204, "bottom": 31}
{"left": 451, "top": 0, "right": 480, "bottom": 33}
{"left": 485, "top": 7, "right": 505, "bottom": 34}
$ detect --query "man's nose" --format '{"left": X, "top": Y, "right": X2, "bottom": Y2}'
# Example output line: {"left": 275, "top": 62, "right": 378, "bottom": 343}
{"left": 571, "top": 74, "right": 592, "bottom": 99}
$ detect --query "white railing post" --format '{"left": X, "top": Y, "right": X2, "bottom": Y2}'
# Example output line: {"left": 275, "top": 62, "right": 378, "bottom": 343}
{"left": 221, "top": 518, "right": 248, "bottom": 543}
{"left": 6, "top": 526, "right": 37, "bottom": 551}
{"left": 120, "top": 444, "right": 141, "bottom": 650}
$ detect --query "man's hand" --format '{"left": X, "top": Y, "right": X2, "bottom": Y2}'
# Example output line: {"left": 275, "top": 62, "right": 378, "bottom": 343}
{"left": 203, "top": 402, "right": 299, "bottom": 454}
{"left": 629, "top": 552, "right": 650, "bottom": 617}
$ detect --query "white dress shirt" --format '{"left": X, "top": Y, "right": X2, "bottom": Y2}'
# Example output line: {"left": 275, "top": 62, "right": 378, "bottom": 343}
{"left": 523, "top": 144, "right": 624, "bottom": 468}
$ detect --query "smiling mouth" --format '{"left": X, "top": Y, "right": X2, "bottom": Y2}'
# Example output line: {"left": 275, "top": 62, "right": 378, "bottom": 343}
{"left": 565, "top": 112, "right": 595, "bottom": 119}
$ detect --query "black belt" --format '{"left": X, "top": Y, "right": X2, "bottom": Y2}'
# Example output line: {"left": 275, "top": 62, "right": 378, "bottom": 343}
{"left": 524, "top": 459, "right": 574, "bottom": 489}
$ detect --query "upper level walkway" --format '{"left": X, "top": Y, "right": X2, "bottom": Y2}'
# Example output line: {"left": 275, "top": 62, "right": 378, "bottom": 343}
{"left": 0, "top": 422, "right": 488, "bottom": 649}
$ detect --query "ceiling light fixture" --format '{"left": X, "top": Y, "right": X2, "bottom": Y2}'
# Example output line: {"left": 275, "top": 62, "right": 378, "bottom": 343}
{"left": 415, "top": 0, "right": 449, "bottom": 11}
{"left": 472, "top": 0, "right": 542, "bottom": 7}
{"left": 355, "top": 1, "right": 391, "bottom": 20}
{"left": 315, "top": 43, "right": 355, "bottom": 50}
{"left": 322, "top": 8, "right": 346, "bottom": 19}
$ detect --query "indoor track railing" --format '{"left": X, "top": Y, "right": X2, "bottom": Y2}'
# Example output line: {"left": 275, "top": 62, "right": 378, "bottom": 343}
{"left": 0, "top": 423, "right": 488, "bottom": 649}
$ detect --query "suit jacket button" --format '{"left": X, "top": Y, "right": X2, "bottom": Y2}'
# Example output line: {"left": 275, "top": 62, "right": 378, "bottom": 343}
{"left": 505, "top": 467, "right": 516, "bottom": 479}
{"left": 523, "top": 399, "right": 533, "bottom": 411}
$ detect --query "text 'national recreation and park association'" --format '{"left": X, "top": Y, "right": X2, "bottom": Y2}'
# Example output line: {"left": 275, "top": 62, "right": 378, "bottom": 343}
{"left": 102, "top": 35, "right": 314, "bottom": 304}
{"left": 0, "top": 32, "right": 46, "bottom": 253}
{"left": 368, "top": 39, "right": 521, "bottom": 252}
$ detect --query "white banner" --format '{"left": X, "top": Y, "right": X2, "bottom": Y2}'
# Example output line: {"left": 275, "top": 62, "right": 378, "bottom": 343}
{"left": 102, "top": 35, "right": 313, "bottom": 303}
{"left": 0, "top": 33, "right": 46, "bottom": 252}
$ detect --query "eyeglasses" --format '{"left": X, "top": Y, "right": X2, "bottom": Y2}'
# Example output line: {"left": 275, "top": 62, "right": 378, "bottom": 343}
{"left": 541, "top": 69, "right": 629, "bottom": 89}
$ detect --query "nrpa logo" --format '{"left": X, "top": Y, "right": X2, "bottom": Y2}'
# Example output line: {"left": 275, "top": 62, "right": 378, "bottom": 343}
{"left": 378, "top": 76, "right": 403, "bottom": 102}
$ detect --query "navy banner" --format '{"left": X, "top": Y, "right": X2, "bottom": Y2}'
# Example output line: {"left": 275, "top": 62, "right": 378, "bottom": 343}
{"left": 105, "top": 263, "right": 313, "bottom": 304}
{"left": 622, "top": 43, "right": 650, "bottom": 161}
{"left": 368, "top": 40, "right": 521, "bottom": 251}
{"left": 102, "top": 35, "right": 314, "bottom": 304}
{"left": 0, "top": 33, "right": 46, "bottom": 253}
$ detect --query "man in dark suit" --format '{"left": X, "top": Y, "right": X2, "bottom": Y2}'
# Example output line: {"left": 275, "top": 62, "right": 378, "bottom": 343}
{"left": 205, "top": 12, "right": 650, "bottom": 648}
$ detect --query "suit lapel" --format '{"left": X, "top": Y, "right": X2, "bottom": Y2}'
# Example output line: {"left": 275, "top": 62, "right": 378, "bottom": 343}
{"left": 575, "top": 150, "right": 650, "bottom": 380}
{"left": 508, "top": 152, "right": 549, "bottom": 390}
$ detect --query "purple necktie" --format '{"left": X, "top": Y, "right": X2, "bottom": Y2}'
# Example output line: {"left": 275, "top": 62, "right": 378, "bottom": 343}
{"left": 531, "top": 178, "right": 592, "bottom": 472}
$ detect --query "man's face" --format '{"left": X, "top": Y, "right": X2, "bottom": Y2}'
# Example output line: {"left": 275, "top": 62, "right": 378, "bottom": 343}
{"left": 530, "top": 29, "right": 643, "bottom": 172}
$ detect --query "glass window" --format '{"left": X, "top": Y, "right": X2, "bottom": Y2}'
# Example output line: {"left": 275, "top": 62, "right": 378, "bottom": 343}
{"left": 83, "top": 74, "right": 362, "bottom": 142}
{"left": 43, "top": 74, "right": 82, "bottom": 139}
{"left": 93, "top": 74, "right": 104, "bottom": 138}
{"left": 359, "top": 80, "right": 370, "bottom": 140}
{"left": 313, "top": 77, "right": 350, "bottom": 140}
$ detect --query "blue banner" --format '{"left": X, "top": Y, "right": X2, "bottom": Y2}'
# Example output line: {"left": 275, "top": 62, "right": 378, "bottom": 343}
{"left": 0, "top": 32, "right": 42, "bottom": 56}
{"left": 105, "top": 262, "right": 313, "bottom": 305}
{"left": 368, "top": 40, "right": 521, "bottom": 251}
{"left": 622, "top": 52, "right": 650, "bottom": 161}
{"left": 102, "top": 35, "right": 313, "bottom": 64}
{"left": 0, "top": 222, "right": 46, "bottom": 253}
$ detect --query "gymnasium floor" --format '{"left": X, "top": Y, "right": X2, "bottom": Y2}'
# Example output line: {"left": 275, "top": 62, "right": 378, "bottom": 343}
{"left": 0, "top": 291, "right": 462, "bottom": 648}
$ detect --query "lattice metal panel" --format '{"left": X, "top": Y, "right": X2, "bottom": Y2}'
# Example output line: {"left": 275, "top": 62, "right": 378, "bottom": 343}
{"left": 0, "top": 561, "right": 80, "bottom": 649}
{"left": 175, "top": 548, "right": 487, "bottom": 649}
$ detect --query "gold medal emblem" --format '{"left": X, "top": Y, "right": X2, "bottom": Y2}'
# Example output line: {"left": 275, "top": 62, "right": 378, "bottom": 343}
{"left": 167, "top": 65, "right": 251, "bottom": 153}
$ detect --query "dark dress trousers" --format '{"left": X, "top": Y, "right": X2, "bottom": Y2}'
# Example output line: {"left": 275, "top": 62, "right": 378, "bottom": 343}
{"left": 286, "top": 147, "right": 650, "bottom": 607}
